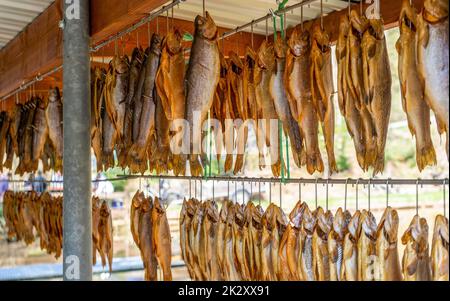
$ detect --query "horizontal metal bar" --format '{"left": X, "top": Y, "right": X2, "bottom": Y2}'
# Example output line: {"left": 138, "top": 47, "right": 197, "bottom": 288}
{"left": 220, "top": 0, "right": 317, "bottom": 40}
{"left": 0, "top": 65, "right": 62, "bottom": 101}
{"left": 90, "top": 0, "right": 186, "bottom": 52}
{"left": 114, "top": 174, "right": 449, "bottom": 186}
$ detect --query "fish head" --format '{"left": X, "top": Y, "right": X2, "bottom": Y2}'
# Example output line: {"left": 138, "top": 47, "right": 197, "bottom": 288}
{"left": 350, "top": 9, "right": 369, "bottom": 34}
{"left": 400, "top": 0, "right": 418, "bottom": 33}
{"left": 274, "top": 36, "right": 287, "bottom": 59}
{"left": 100, "top": 201, "right": 110, "bottom": 217}
{"left": 245, "top": 46, "right": 257, "bottom": 64}
{"left": 377, "top": 207, "right": 399, "bottom": 244}
{"left": 229, "top": 51, "right": 244, "bottom": 74}
{"left": 348, "top": 210, "right": 362, "bottom": 239}
{"left": 338, "top": 14, "right": 351, "bottom": 40}
{"left": 316, "top": 209, "right": 333, "bottom": 236}
{"left": 360, "top": 210, "right": 377, "bottom": 239}
{"left": 256, "top": 40, "right": 275, "bottom": 70}
{"left": 311, "top": 23, "right": 330, "bottom": 49}
{"left": 219, "top": 200, "right": 230, "bottom": 222}
{"left": 141, "top": 197, "right": 153, "bottom": 212}
{"left": 332, "top": 208, "right": 345, "bottom": 237}
{"left": 423, "top": 0, "right": 449, "bottom": 22}
{"left": 166, "top": 29, "right": 183, "bottom": 55}
{"left": 112, "top": 55, "right": 129, "bottom": 74}
{"left": 367, "top": 19, "right": 385, "bottom": 40}
{"left": 289, "top": 27, "right": 310, "bottom": 57}
{"left": 131, "top": 191, "right": 142, "bottom": 208}
{"left": 48, "top": 87, "right": 61, "bottom": 102}
{"left": 402, "top": 215, "right": 429, "bottom": 250}
{"left": 150, "top": 34, "right": 163, "bottom": 55}
{"left": 302, "top": 205, "right": 316, "bottom": 233}
{"left": 434, "top": 215, "right": 449, "bottom": 246}
{"left": 274, "top": 205, "right": 289, "bottom": 228}
{"left": 195, "top": 11, "right": 218, "bottom": 41}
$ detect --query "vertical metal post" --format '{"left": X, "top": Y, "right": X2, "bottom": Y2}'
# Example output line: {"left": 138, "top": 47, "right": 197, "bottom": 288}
{"left": 63, "top": 0, "right": 92, "bottom": 281}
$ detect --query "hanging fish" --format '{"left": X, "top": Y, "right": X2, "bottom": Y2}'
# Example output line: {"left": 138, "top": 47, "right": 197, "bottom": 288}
{"left": 431, "top": 215, "right": 449, "bottom": 281}
{"left": 341, "top": 210, "right": 361, "bottom": 281}
{"left": 328, "top": 208, "right": 351, "bottom": 281}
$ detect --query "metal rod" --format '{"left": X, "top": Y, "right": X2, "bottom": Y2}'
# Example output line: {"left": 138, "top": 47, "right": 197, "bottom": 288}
{"left": 63, "top": 0, "right": 92, "bottom": 281}
{"left": 0, "top": 65, "right": 63, "bottom": 101}
{"left": 220, "top": 0, "right": 316, "bottom": 40}
{"left": 91, "top": 0, "right": 185, "bottom": 52}
{"left": 110, "top": 175, "right": 449, "bottom": 186}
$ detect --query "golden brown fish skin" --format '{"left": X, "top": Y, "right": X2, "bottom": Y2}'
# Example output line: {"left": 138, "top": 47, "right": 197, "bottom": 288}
{"left": 31, "top": 98, "right": 49, "bottom": 170}
{"left": 431, "top": 215, "right": 449, "bottom": 281}
{"left": 286, "top": 201, "right": 308, "bottom": 280}
{"left": 260, "top": 208, "right": 275, "bottom": 281}
{"left": 130, "top": 191, "right": 143, "bottom": 248}
{"left": 402, "top": 215, "right": 432, "bottom": 281}
{"left": 251, "top": 205, "right": 264, "bottom": 280}
{"left": 357, "top": 210, "right": 377, "bottom": 281}
{"left": 336, "top": 15, "right": 367, "bottom": 170}
{"left": 129, "top": 35, "right": 162, "bottom": 165}
{"left": 191, "top": 202, "right": 206, "bottom": 280}
{"left": 362, "top": 19, "right": 392, "bottom": 175}
{"left": 311, "top": 24, "right": 337, "bottom": 175}
{"left": 397, "top": 0, "right": 437, "bottom": 171}
{"left": 232, "top": 204, "right": 250, "bottom": 281}
{"left": 132, "top": 48, "right": 150, "bottom": 145}
{"left": 151, "top": 197, "right": 172, "bottom": 281}
{"left": 139, "top": 197, "right": 158, "bottom": 281}
{"left": 270, "top": 37, "right": 303, "bottom": 168}
{"left": 328, "top": 208, "right": 351, "bottom": 281}
{"left": 216, "top": 200, "right": 230, "bottom": 280}
{"left": 183, "top": 12, "right": 220, "bottom": 177}
{"left": 98, "top": 201, "right": 113, "bottom": 273}
{"left": 312, "top": 208, "right": 333, "bottom": 281}
{"left": 46, "top": 88, "right": 63, "bottom": 172}
{"left": 375, "top": 207, "right": 402, "bottom": 281}
{"left": 417, "top": 0, "right": 449, "bottom": 159}
{"left": 224, "top": 203, "right": 240, "bottom": 280}
{"left": 254, "top": 41, "right": 282, "bottom": 177}
{"left": 92, "top": 196, "right": 101, "bottom": 265}
{"left": 242, "top": 203, "right": 255, "bottom": 280}
{"left": 0, "top": 112, "right": 11, "bottom": 171}
{"left": 341, "top": 210, "right": 361, "bottom": 281}
{"left": 299, "top": 205, "right": 316, "bottom": 281}
{"left": 285, "top": 28, "right": 323, "bottom": 174}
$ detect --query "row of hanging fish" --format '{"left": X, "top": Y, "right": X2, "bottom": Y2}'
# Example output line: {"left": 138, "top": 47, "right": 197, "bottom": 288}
{"left": 2, "top": 191, "right": 63, "bottom": 259}
{"left": 130, "top": 191, "right": 173, "bottom": 280}
{"left": 180, "top": 198, "right": 448, "bottom": 281}
{"left": 336, "top": 9, "right": 391, "bottom": 175}
{"left": 92, "top": 196, "right": 114, "bottom": 273}
{"left": 396, "top": 0, "right": 448, "bottom": 171}
{"left": 0, "top": 89, "right": 63, "bottom": 175}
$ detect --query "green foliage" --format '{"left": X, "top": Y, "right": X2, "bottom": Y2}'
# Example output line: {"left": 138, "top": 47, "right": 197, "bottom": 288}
{"left": 103, "top": 167, "right": 127, "bottom": 192}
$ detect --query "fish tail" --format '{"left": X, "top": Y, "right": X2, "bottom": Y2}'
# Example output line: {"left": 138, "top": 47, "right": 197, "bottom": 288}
{"left": 189, "top": 155, "right": 203, "bottom": 177}
{"left": 364, "top": 146, "right": 377, "bottom": 171}
{"left": 372, "top": 156, "right": 385, "bottom": 176}
{"left": 224, "top": 154, "right": 233, "bottom": 173}
{"left": 416, "top": 142, "right": 437, "bottom": 171}
{"left": 233, "top": 154, "right": 244, "bottom": 175}
{"left": 306, "top": 152, "right": 324, "bottom": 175}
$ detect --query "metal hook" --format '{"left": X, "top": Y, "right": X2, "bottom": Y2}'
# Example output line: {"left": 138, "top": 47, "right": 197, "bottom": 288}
{"left": 320, "top": 0, "right": 324, "bottom": 30}
{"left": 344, "top": 178, "right": 349, "bottom": 211}
{"left": 386, "top": 178, "right": 390, "bottom": 207}
{"left": 265, "top": 18, "right": 268, "bottom": 42}
{"left": 200, "top": 179, "right": 203, "bottom": 202}
{"left": 202, "top": 0, "right": 206, "bottom": 18}
{"left": 356, "top": 178, "right": 360, "bottom": 211}
{"left": 325, "top": 178, "right": 329, "bottom": 211}
{"left": 235, "top": 181, "right": 237, "bottom": 203}
{"left": 250, "top": 181, "right": 253, "bottom": 203}
{"left": 227, "top": 179, "right": 230, "bottom": 200}
{"left": 315, "top": 178, "right": 319, "bottom": 209}
{"left": 189, "top": 179, "right": 192, "bottom": 199}
{"left": 251, "top": 21, "right": 254, "bottom": 49}
{"left": 258, "top": 181, "right": 262, "bottom": 206}
{"left": 279, "top": 181, "right": 283, "bottom": 209}
{"left": 242, "top": 181, "right": 245, "bottom": 205}
{"left": 194, "top": 179, "right": 197, "bottom": 199}
{"left": 416, "top": 178, "right": 420, "bottom": 215}
{"left": 269, "top": 181, "right": 272, "bottom": 204}
{"left": 298, "top": 178, "right": 302, "bottom": 201}
{"left": 368, "top": 178, "right": 371, "bottom": 212}
{"left": 301, "top": 5, "right": 304, "bottom": 30}
{"left": 444, "top": 179, "right": 447, "bottom": 219}
{"left": 212, "top": 179, "right": 215, "bottom": 202}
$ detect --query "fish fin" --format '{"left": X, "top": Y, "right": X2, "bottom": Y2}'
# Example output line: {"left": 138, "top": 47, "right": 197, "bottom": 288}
{"left": 418, "top": 18, "right": 430, "bottom": 48}
{"left": 416, "top": 143, "right": 437, "bottom": 172}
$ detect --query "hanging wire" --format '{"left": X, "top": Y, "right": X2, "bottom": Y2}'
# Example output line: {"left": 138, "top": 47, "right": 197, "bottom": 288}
{"left": 368, "top": 178, "right": 371, "bottom": 211}
{"left": 348, "top": 0, "right": 351, "bottom": 16}
{"left": 251, "top": 22, "right": 254, "bottom": 49}
{"left": 212, "top": 179, "right": 215, "bottom": 202}
{"left": 325, "top": 178, "right": 329, "bottom": 211}
{"left": 265, "top": 18, "right": 269, "bottom": 42}
{"left": 156, "top": 16, "right": 160, "bottom": 34}
{"left": 147, "top": 22, "right": 151, "bottom": 47}
{"left": 360, "top": 0, "right": 363, "bottom": 15}
{"left": 356, "top": 178, "right": 360, "bottom": 211}
{"left": 202, "top": 0, "right": 206, "bottom": 18}
{"left": 279, "top": 181, "right": 282, "bottom": 209}
{"left": 298, "top": 178, "right": 302, "bottom": 201}
{"left": 301, "top": 5, "right": 304, "bottom": 30}
{"left": 166, "top": 10, "right": 170, "bottom": 34}
{"left": 416, "top": 178, "right": 420, "bottom": 215}
{"left": 227, "top": 180, "right": 230, "bottom": 200}
{"left": 344, "top": 178, "right": 349, "bottom": 211}
{"left": 320, "top": 0, "right": 324, "bottom": 30}
{"left": 250, "top": 181, "right": 253, "bottom": 202}
{"left": 189, "top": 179, "right": 192, "bottom": 199}
{"left": 386, "top": 178, "right": 390, "bottom": 207}
{"left": 444, "top": 179, "right": 447, "bottom": 219}
{"left": 194, "top": 179, "right": 197, "bottom": 199}
{"left": 258, "top": 181, "right": 261, "bottom": 206}
{"left": 171, "top": 7, "right": 174, "bottom": 29}
{"left": 242, "top": 181, "right": 245, "bottom": 205}
{"left": 269, "top": 182, "right": 272, "bottom": 204}
{"left": 315, "top": 178, "right": 318, "bottom": 209}
{"left": 200, "top": 180, "right": 203, "bottom": 202}
{"left": 137, "top": 31, "right": 139, "bottom": 48}
{"left": 235, "top": 181, "right": 237, "bottom": 203}
{"left": 159, "top": 178, "right": 162, "bottom": 199}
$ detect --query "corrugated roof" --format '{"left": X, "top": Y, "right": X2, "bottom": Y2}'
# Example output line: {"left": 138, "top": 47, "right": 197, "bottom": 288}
{"left": 168, "top": 0, "right": 350, "bottom": 35}
{"left": 0, "top": 0, "right": 55, "bottom": 49}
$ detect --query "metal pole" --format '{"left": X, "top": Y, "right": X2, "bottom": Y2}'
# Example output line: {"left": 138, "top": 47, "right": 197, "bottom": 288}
{"left": 63, "top": 0, "right": 92, "bottom": 281}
